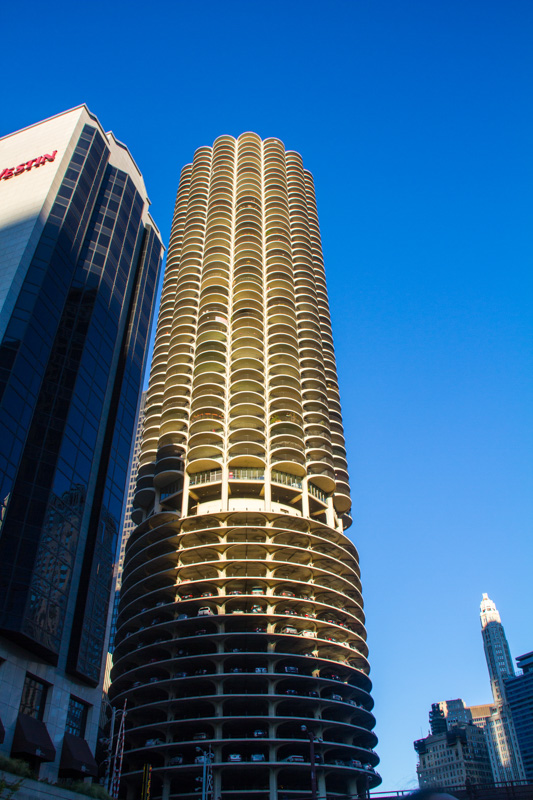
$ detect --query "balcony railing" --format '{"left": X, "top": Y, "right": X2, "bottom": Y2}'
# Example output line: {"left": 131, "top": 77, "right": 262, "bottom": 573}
{"left": 308, "top": 483, "right": 327, "bottom": 504}
{"left": 189, "top": 469, "right": 223, "bottom": 487}
{"left": 271, "top": 470, "right": 302, "bottom": 490}
{"left": 228, "top": 468, "right": 265, "bottom": 481}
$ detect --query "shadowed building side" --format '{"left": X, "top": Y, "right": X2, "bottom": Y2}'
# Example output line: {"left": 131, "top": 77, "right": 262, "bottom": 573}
{"left": 0, "top": 106, "right": 163, "bottom": 783}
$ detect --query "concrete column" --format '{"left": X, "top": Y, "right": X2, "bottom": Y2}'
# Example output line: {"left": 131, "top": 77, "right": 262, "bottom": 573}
{"left": 326, "top": 495, "right": 335, "bottom": 528}
{"left": 264, "top": 469, "right": 271, "bottom": 512}
{"left": 302, "top": 477, "right": 310, "bottom": 518}
{"left": 221, "top": 465, "right": 229, "bottom": 512}
{"left": 181, "top": 471, "right": 190, "bottom": 517}
{"left": 213, "top": 766, "right": 222, "bottom": 800}
{"left": 269, "top": 766, "right": 277, "bottom": 800}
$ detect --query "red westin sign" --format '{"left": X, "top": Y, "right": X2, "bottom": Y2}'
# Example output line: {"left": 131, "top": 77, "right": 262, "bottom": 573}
{"left": 0, "top": 150, "right": 58, "bottom": 181}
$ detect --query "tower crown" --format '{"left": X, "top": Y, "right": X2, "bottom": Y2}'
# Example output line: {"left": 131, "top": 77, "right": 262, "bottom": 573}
{"left": 480, "top": 592, "right": 501, "bottom": 628}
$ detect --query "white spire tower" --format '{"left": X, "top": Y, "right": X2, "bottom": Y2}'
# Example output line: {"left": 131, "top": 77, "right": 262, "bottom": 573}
{"left": 474, "top": 593, "right": 525, "bottom": 783}
{"left": 480, "top": 593, "right": 515, "bottom": 704}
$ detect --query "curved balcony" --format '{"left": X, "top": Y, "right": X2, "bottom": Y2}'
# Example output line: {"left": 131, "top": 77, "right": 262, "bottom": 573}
{"left": 229, "top": 392, "right": 264, "bottom": 413}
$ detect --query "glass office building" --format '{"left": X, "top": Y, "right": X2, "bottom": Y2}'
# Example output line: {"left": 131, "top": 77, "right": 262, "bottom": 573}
{"left": 505, "top": 652, "right": 533, "bottom": 782}
{"left": 111, "top": 133, "right": 380, "bottom": 800}
{"left": 0, "top": 106, "right": 163, "bottom": 781}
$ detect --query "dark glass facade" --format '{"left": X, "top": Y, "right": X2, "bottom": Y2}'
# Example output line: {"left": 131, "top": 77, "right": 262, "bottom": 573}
{"left": 505, "top": 653, "right": 533, "bottom": 782}
{"left": 0, "top": 118, "right": 163, "bottom": 688}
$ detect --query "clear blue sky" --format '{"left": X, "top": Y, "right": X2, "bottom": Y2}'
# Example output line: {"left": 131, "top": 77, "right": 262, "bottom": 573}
{"left": 3, "top": 0, "right": 532, "bottom": 790}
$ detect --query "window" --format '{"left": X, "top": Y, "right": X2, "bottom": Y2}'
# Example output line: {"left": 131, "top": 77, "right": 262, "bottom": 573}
{"left": 65, "top": 696, "right": 89, "bottom": 737}
{"left": 19, "top": 674, "right": 48, "bottom": 720}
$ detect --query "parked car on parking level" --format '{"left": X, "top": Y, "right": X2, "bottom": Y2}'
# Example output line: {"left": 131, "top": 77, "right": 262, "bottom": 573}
{"left": 175, "top": 671, "right": 187, "bottom": 678}
{"left": 251, "top": 587, "right": 264, "bottom": 595}
{"left": 149, "top": 676, "right": 159, "bottom": 683}
{"left": 253, "top": 729, "right": 267, "bottom": 737}
{"left": 331, "top": 693, "right": 342, "bottom": 701}
{"left": 283, "top": 755, "right": 304, "bottom": 763}
{"left": 284, "top": 666, "right": 298, "bottom": 674}
{"left": 228, "top": 753, "right": 242, "bottom": 762}
{"left": 195, "top": 629, "right": 207, "bottom": 636}
{"left": 177, "top": 613, "right": 188, "bottom": 620}
{"left": 229, "top": 667, "right": 242, "bottom": 673}
{"left": 351, "top": 759, "right": 362, "bottom": 768}
{"left": 193, "top": 732, "right": 207, "bottom": 740}
{"left": 169, "top": 755, "right": 183, "bottom": 765}
{"left": 228, "top": 590, "right": 242, "bottom": 595}
{"left": 285, "top": 689, "right": 297, "bottom": 695}
{"left": 251, "top": 604, "right": 262, "bottom": 613}
{"left": 254, "top": 667, "right": 267, "bottom": 673}
{"left": 198, "top": 607, "right": 213, "bottom": 616}
{"left": 308, "top": 690, "right": 319, "bottom": 697}
{"left": 250, "top": 753, "right": 265, "bottom": 761}
{"left": 280, "top": 590, "right": 295, "bottom": 597}
{"left": 281, "top": 626, "right": 297, "bottom": 635}
{"left": 145, "top": 738, "right": 162, "bottom": 746}
{"left": 194, "top": 669, "right": 208, "bottom": 675}
{"left": 201, "top": 591, "right": 214, "bottom": 597}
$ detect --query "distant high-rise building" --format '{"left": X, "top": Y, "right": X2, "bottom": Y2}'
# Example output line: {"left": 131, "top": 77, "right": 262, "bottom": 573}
{"left": 504, "top": 651, "right": 533, "bottom": 782}
{"left": 117, "top": 391, "right": 147, "bottom": 592}
{"left": 110, "top": 132, "right": 380, "bottom": 800}
{"left": 480, "top": 593, "right": 515, "bottom": 705}
{"left": 107, "top": 390, "right": 147, "bottom": 655}
{"left": 429, "top": 703, "right": 447, "bottom": 735}
{"left": 0, "top": 106, "right": 163, "bottom": 782}
{"left": 415, "top": 700, "right": 493, "bottom": 791}
{"left": 470, "top": 594, "right": 525, "bottom": 783}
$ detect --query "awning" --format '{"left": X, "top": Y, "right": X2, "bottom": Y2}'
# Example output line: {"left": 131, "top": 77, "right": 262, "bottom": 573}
{"left": 59, "top": 732, "right": 98, "bottom": 777}
{"left": 0, "top": 716, "right": 5, "bottom": 744}
{"left": 11, "top": 713, "right": 56, "bottom": 762}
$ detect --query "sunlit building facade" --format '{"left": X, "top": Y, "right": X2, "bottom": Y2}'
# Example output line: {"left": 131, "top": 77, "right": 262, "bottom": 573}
{"left": 414, "top": 702, "right": 493, "bottom": 791}
{"left": 110, "top": 133, "right": 380, "bottom": 800}
{"left": 0, "top": 106, "right": 163, "bottom": 782}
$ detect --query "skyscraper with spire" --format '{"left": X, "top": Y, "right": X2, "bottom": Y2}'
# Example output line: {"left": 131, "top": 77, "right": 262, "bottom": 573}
{"left": 469, "top": 594, "right": 525, "bottom": 783}
{"left": 480, "top": 593, "right": 515, "bottom": 705}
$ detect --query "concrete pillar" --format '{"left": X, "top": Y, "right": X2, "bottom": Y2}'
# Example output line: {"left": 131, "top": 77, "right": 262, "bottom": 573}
{"left": 181, "top": 471, "right": 190, "bottom": 517}
{"left": 326, "top": 495, "right": 335, "bottom": 528}
{"left": 302, "top": 477, "right": 310, "bottom": 518}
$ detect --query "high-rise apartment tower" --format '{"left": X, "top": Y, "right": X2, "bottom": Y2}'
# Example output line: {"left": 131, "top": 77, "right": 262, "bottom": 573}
{"left": 110, "top": 133, "right": 380, "bottom": 800}
{"left": 0, "top": 106, "right": 163, "bottom": 782}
